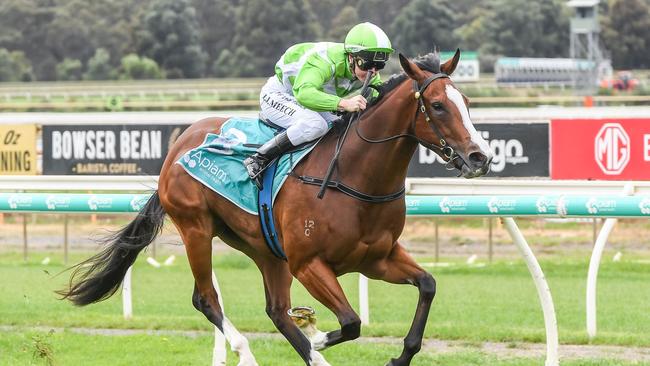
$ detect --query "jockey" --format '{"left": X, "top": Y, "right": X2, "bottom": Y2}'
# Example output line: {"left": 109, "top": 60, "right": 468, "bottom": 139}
{"left": 243, "top": 22, "right": 394, "bottom": 187}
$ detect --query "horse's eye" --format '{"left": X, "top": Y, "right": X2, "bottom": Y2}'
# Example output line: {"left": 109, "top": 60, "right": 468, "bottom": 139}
{"left": 431, "top": 102, "right": 444, "bottom": 112}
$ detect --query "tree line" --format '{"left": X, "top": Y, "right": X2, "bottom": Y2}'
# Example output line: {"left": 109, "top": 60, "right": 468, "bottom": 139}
{"left": 0, "top": 0, "right": 648, "bottom": 82}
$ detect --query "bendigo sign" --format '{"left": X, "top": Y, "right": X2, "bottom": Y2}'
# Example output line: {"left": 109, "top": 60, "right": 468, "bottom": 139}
{"left": 551, "top": 119, "right": 650, "bottom": 180}
{"left": 42, "top": 124, "right": 189, "bottom": 175}
{"left": 408, "top": 123, "right": 549, "bottom": 177}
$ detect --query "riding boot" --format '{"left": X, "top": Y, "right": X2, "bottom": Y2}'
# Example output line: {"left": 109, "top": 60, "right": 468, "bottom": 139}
{"left": 243, "top": 131, "right": 294, "bottom": 189}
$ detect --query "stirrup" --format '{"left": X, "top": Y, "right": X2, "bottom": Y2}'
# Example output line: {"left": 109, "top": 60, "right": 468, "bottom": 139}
{"left": 244, "top": 155, "right": 267, "bottom": 189}
{"left": 244, "top": 132, "right": 293, "bottom": 189}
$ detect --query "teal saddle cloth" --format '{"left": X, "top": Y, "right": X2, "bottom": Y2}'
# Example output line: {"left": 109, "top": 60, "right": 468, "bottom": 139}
{"left": 175, "top": 117, "right": 316, "bottom": 214}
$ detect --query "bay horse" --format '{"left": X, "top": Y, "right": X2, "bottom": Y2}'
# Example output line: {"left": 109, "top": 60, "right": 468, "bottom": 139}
{"left": 58, "top": 50, "right": 492, "bottom": 366}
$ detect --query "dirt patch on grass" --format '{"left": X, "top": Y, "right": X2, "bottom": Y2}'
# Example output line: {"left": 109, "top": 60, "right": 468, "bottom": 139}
{"left": 4, "top": 325, "right": 650, "bottom": 362}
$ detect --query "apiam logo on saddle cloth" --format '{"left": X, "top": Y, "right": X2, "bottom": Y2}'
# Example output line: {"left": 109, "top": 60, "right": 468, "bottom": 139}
{"left": 176, "top": 117, "right": 316, "bottom": 215}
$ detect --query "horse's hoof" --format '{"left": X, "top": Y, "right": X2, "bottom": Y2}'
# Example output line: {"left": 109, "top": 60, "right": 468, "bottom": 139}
{"left": 384, "top": 359, "right": 399, "bottom": 366}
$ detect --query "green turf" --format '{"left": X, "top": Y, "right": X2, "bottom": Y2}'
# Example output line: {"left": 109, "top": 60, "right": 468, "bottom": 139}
{"left": 2, "top": 329, "right": 648, "bottom": 366}
{"left": 2, "top": 251, "right": 650, "bottom": 345}
{"left": 1, "top": 251, "right": 650, "bottom": 364}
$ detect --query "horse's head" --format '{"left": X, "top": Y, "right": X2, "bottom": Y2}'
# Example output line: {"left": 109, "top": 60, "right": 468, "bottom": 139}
{"left": 399, "top": 50, "right": 493, "bottom": 178}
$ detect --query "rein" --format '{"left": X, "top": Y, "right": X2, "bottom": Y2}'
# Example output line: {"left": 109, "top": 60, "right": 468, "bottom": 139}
{"left": 295, "top": 71, "right": 459, "bottom": 203}
{"left": 295, "top": 72, "right": 406, "bottom": 203}
{"left": 314, "top": 71, "right": 375, "bottom": 200}
{"left": 356, "top": 72, "right": 460, "bottom": 165}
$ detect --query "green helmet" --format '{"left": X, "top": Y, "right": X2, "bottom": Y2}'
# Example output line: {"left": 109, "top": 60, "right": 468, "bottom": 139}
{"left": 344, "top": 22, "right": 394, "bottom": 56}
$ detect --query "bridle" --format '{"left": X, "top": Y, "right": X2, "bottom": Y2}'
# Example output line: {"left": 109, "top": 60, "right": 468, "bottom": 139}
{"left": 356, "top": 72, "right": 461, "bottom": 168}
{"left": 295, "top": 71, "right": 463, "bottom": 202}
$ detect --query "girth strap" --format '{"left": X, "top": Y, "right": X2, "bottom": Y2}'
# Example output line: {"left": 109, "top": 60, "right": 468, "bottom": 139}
{"left": 258, "top": 160, "right": 287, "bottom": 260}
{"left": 295, "top": 174, "right": 405, "bottom": 203}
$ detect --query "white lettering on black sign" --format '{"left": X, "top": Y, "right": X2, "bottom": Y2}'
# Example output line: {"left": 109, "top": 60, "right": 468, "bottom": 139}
{"left": 51, "top": 130, "right": 161, "bottom": 160}
{"left": 408, "top": 123, "right": 549, "bottom": 177}
{"left": 416, "top": 131, "right": 529, "bottom": 173}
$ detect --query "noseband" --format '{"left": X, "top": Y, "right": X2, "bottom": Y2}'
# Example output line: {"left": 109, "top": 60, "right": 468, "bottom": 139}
{"left": 356, "top": 72, "right": 460, "bottom": 163}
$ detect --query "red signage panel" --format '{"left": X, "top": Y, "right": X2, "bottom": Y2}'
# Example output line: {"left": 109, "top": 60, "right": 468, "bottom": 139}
{"left": 551, "top": 118, "right": 650, "bottom": 180}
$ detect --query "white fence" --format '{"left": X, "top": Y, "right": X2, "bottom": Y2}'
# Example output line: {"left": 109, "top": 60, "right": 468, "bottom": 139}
{"left": 5, "top": 175, "right": 650, "bottom": 194}
{"left": 3, "top": 176, "right": 650, "bottom": 366}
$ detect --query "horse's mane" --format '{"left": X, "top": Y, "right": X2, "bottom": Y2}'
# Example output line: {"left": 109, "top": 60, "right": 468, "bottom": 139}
{"left": 368, "top": 52, "right": 442, "bottom": 108}
{"left": 331, "top": 52, "right": 441, "bottom": 130}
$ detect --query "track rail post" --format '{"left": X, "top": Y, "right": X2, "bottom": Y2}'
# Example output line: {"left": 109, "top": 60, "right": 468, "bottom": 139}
{"left": 503, "top": 217, "right": 559, "bottom": 366}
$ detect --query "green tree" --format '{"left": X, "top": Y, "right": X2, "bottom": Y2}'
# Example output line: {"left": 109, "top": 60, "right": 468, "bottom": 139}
{"left": 356, "top": 0, "right": 411, "bottom": 32}
{"left": 55, "top": 58, "right": 83, "bottom": 81}
{"left": 46, "top": 6, "right": 94, "bottom": 64}
{"left": 391, "top": 0, "right": 460, "bottom": 56}
{"left": 0, "top": 48, "right": 34, "bottom": 81}
{"left": 460, "top": 0, "right": 569, "bottom": 58}
{"left": 0, "top": 0, "right": 143, "bottom": 81}
{"left": 84, "top": 48, "right": 116, "bottom": 80}
{"left": 231, "top": 0, "right": 319, "bottom": 76}
{"left": 307, "top": 0, "right": 345, "bottom": 35}
{"left": 212, "top": 49, "right": 234, "bottom": 77}
{"left": 212, "top": 46, "right": 259, "bottom": 77}
{"left": 120, "top": 53, "right": 163, "bottom": 80}
{"left": 0, "top": 0, "right": 57, "bottom": 80}
{"left": 136, "top": 0, "right": 207, "bottom": 78}
{"left": 65, "top": 0, "right": 148, "bottom": 71}
{"left": 191, "top": 0, "right": 237, "bottom": 75}
{"left": 601, "top": 0, "right": 650, "bottom": 69}
{"left": 327, "top": 6, "right": 359, "bottom": 41}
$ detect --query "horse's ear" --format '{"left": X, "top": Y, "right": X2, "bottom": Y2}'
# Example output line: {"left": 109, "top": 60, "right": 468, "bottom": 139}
{"left": 399, "top": 53, "right": 425, "bottom": 80}
{"left": 440, "top": 48, "right": 461, "bottom": 76}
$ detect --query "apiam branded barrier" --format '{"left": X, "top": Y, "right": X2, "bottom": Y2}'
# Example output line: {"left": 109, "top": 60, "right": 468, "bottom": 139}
{"left": 3, "top": 192, "right": 650, "bottom": 366}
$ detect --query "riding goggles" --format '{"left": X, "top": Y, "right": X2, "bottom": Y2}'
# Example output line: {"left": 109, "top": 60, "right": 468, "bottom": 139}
{"left": 353, "top": 50, "right": 389, "bottom": 71}
{"left": 354, "top": 58, "right": 385, "bottom": 71}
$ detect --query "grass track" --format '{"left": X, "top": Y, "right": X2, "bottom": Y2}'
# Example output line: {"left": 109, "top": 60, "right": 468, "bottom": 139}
{"left": 1, "top": 251, "right": 650, "bottom": 364}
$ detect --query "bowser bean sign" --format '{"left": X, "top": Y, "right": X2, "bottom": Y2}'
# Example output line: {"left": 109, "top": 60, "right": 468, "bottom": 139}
{"left": 551, "top": 118, "right": 650, "bottom": 180}
{"left": 42, "top": 124, "right": 188, "bottom": 175}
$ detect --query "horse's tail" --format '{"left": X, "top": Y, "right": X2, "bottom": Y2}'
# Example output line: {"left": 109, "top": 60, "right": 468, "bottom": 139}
{"left": 57, "top": 192, "right": 166, "bottom": 306}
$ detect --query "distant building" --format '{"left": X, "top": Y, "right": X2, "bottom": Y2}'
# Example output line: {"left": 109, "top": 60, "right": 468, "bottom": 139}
{"left": 494, "top": 57, "right": 612, "bottom": 86}
{"left": 567, "top": 0, "right": 609, "bottom": 90}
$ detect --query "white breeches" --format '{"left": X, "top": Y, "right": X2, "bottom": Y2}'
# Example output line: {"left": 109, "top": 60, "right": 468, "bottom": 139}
{"left": 259, "top": 76, "right": 338, "bottom": 145}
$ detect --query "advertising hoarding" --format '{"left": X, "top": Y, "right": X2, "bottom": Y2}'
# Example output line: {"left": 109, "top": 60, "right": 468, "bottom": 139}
{"left": 408, "top": 123, "right": 549, "bottom": 178}
{"left": 42, "top": 124, "right": 189, "bottom": 175}
{"left": 551, "top": 119, "right": 650, "bottom": 180}
{"left": 0, "top": 124, "right": 38, "bottom": 175}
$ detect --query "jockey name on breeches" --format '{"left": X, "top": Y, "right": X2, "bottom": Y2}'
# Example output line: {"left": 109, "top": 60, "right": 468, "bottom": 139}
{"left": 259, "top": 76, "right": 339, "bottom": 146}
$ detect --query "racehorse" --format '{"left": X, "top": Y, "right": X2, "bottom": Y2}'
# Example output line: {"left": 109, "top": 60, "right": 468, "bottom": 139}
{"left": 58, "top": 50, "right": 492, "bottom": 366}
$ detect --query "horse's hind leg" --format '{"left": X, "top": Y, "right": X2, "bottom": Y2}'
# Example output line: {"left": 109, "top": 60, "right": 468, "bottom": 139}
{"left": 175, "top": 216, "right": 257, "bottom": 366}
{"left": 293, "top": 258, "right": 362, "bottom": 350}
{"left": 190, "top": 284, "right": 257, "bottom": 366}
{"left": 365, "top": 243, "right": 436, "bottom": 366}
{"left": 258, "top": 260, "right": 331, "bottom": 366}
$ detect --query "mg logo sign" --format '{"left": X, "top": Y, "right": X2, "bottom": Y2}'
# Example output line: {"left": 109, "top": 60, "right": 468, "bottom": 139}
{"left": 595, "top": 123, "right": 630, "bottom": 175}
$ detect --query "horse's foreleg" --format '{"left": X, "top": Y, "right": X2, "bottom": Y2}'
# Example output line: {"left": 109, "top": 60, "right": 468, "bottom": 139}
{"left": 178, "top": 219, "right": 257, "bottom": 366}
{"left": 294, "top": 258, "right": 361, "bottom": 350}
{"left": 259, "top": 260, "right": 331, "bottom": 366}
{"left": 366, "top": 243, "right": 436, "bottom": 366}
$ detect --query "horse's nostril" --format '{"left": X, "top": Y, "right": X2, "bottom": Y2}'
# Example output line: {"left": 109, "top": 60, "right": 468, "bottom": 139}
{"left": 468, "top": 152, "right": 488, "bottom": 166}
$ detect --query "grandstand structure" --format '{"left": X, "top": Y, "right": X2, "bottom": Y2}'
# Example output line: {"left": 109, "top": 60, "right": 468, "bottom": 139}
{"left": 494, "top": 57, "right": 595, "bottom": 86}
{"left": 494, "top": 0, "right": 612, "bottom": 89}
